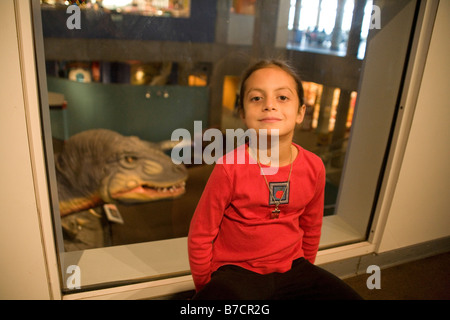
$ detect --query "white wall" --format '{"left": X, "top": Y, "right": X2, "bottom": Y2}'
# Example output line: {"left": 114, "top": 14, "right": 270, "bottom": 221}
{"left": 0, "top": 0, "right": 52, "bottom": 299}
{"left": 378, "top": 0, "right": 450, "bottom": 252}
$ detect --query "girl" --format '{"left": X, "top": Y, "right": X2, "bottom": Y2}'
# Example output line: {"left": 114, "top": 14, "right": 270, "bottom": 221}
{"left": 188, "top": 60, "right": 361, "bottom": 300}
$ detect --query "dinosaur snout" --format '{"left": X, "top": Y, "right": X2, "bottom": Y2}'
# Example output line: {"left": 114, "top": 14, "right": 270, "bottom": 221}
{"left": 143, "top": 160, "right": 163, "bottom": 175}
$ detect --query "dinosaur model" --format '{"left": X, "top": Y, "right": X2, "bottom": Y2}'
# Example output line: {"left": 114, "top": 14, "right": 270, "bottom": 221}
{"left": 55, "top": 129, "right": 188, "bottom": 216}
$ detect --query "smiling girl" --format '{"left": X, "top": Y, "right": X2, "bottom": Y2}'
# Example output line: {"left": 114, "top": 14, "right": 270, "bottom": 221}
{"left": 188, "top": 59, "right": 361, "bottom": 300}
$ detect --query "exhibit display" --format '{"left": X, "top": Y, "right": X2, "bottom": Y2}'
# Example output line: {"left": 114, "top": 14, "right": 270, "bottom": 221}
{"left": 55, "top": 129, "right": 189, "bottom": 250}
{"left": 56, "top": 129, "right": 188, "bottom": 216}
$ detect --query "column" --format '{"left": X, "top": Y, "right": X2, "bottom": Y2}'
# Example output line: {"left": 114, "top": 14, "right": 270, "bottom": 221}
{"left": 292, "top": 0, "right": 303, "bottom": 43}
{"left": 315, "top": 0, "right": 323, "bottom": 29}
{"left": 331, "top": 0, "right": 346, "bottom": 51}
{"left": 215, "top": 0, "right": 232, "bottom": 44}
{"left": 347, "top": 0, "right": 367, "bottom": 57}
{"left": 252, "top": 0, "right": 280, "bottom": 58}
{"left": 316, "top": 85, "right": 335, "bottom": 146}
{"left": 330, "top": 89, "right": 352, "bottom": 167}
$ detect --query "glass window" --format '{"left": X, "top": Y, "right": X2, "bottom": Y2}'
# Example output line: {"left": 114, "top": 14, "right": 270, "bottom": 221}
{"left": 33, "top": 0, "right": 420, "bottom": 295}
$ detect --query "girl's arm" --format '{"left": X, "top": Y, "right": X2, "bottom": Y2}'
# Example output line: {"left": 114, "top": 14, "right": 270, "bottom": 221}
{"left": 187, "top": 164, "right": 232, "bottom": 292}
{"left": 299, "top": 164, "right": 326, "bottom": 264}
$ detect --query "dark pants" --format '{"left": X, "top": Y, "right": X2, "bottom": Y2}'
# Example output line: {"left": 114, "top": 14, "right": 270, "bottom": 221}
{"left": 193, "top": 258, "right": 362, "bottom": 300}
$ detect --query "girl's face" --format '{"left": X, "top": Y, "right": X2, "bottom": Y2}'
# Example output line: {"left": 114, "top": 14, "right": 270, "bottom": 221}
{"left": 240, "top": 66, "right": 305, "bottom": 139}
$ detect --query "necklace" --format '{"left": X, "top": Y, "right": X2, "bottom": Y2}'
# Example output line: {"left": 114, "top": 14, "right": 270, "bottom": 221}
{"left": 257, "top": 145, "right": 293, "bottom": 219}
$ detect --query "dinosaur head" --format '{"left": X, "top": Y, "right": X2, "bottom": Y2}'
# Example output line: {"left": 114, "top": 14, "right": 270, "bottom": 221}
{"left": 100, "top": 140, "right": 188, "bottom": 203}
{"left": 56, "top": 129, "right": 188, "bottom": 216}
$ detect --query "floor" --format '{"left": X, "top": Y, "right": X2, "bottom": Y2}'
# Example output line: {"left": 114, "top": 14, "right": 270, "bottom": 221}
{"left": 343, "top": 252, "right": 450, "bottom": 300}
{"left": 166, "top": 251, "right": 450, "bottom": 300}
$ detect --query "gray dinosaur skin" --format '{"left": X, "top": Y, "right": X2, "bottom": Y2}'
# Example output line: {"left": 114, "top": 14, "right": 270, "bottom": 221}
{"left": 55, "top": 129, "right": 188, "bottom": 216}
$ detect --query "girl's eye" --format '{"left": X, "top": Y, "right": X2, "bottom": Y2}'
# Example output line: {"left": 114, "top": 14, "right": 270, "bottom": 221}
{"left": 279, "top": 95, "right": 288, "bottom": 101}
{"left": 250, "top": 96, "right": 262, "bottom": 102}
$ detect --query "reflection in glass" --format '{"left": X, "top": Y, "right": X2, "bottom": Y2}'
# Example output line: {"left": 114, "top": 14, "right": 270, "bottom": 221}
{"left": 288, "top": 0, "right": 373, "bottom": 59}
{"left": 41, "top": 0, "right": 191, "bottom": 17}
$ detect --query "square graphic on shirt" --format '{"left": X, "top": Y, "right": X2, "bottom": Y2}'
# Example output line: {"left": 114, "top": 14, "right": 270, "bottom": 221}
{"left": 268, "top": 181, "right": 290, "bottom": 205}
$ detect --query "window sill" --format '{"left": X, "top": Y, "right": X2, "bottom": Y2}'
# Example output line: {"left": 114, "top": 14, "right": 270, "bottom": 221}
{"left": 61, "top": 215, "right": 374, "bottom": 299}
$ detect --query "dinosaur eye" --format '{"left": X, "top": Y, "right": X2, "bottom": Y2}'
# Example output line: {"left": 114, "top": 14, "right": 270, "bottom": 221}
{"left": 121, "top": 155, "right": 138, "bottom": 168}
{"left": 125, "top": 156, "right": 137, "bottom": 163}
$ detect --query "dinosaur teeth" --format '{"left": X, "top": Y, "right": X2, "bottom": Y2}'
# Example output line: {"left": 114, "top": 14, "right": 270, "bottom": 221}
{"left": 143, "top": 182, "right": 186, "bottom": 193}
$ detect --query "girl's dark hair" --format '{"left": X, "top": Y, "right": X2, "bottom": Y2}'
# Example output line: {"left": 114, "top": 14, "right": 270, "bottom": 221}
{"left": 238, "top": 59, "right": 305, "bottom": 112}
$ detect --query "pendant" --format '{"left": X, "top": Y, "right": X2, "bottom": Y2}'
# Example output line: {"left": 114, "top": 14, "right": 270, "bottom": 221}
{"left": 271, "top": 208, "right": 280, "bottom": 219}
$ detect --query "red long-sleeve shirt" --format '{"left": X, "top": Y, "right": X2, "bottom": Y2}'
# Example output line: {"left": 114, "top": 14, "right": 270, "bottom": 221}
{"left": 188, "top": 143, "right": 325, "bottom": 292}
